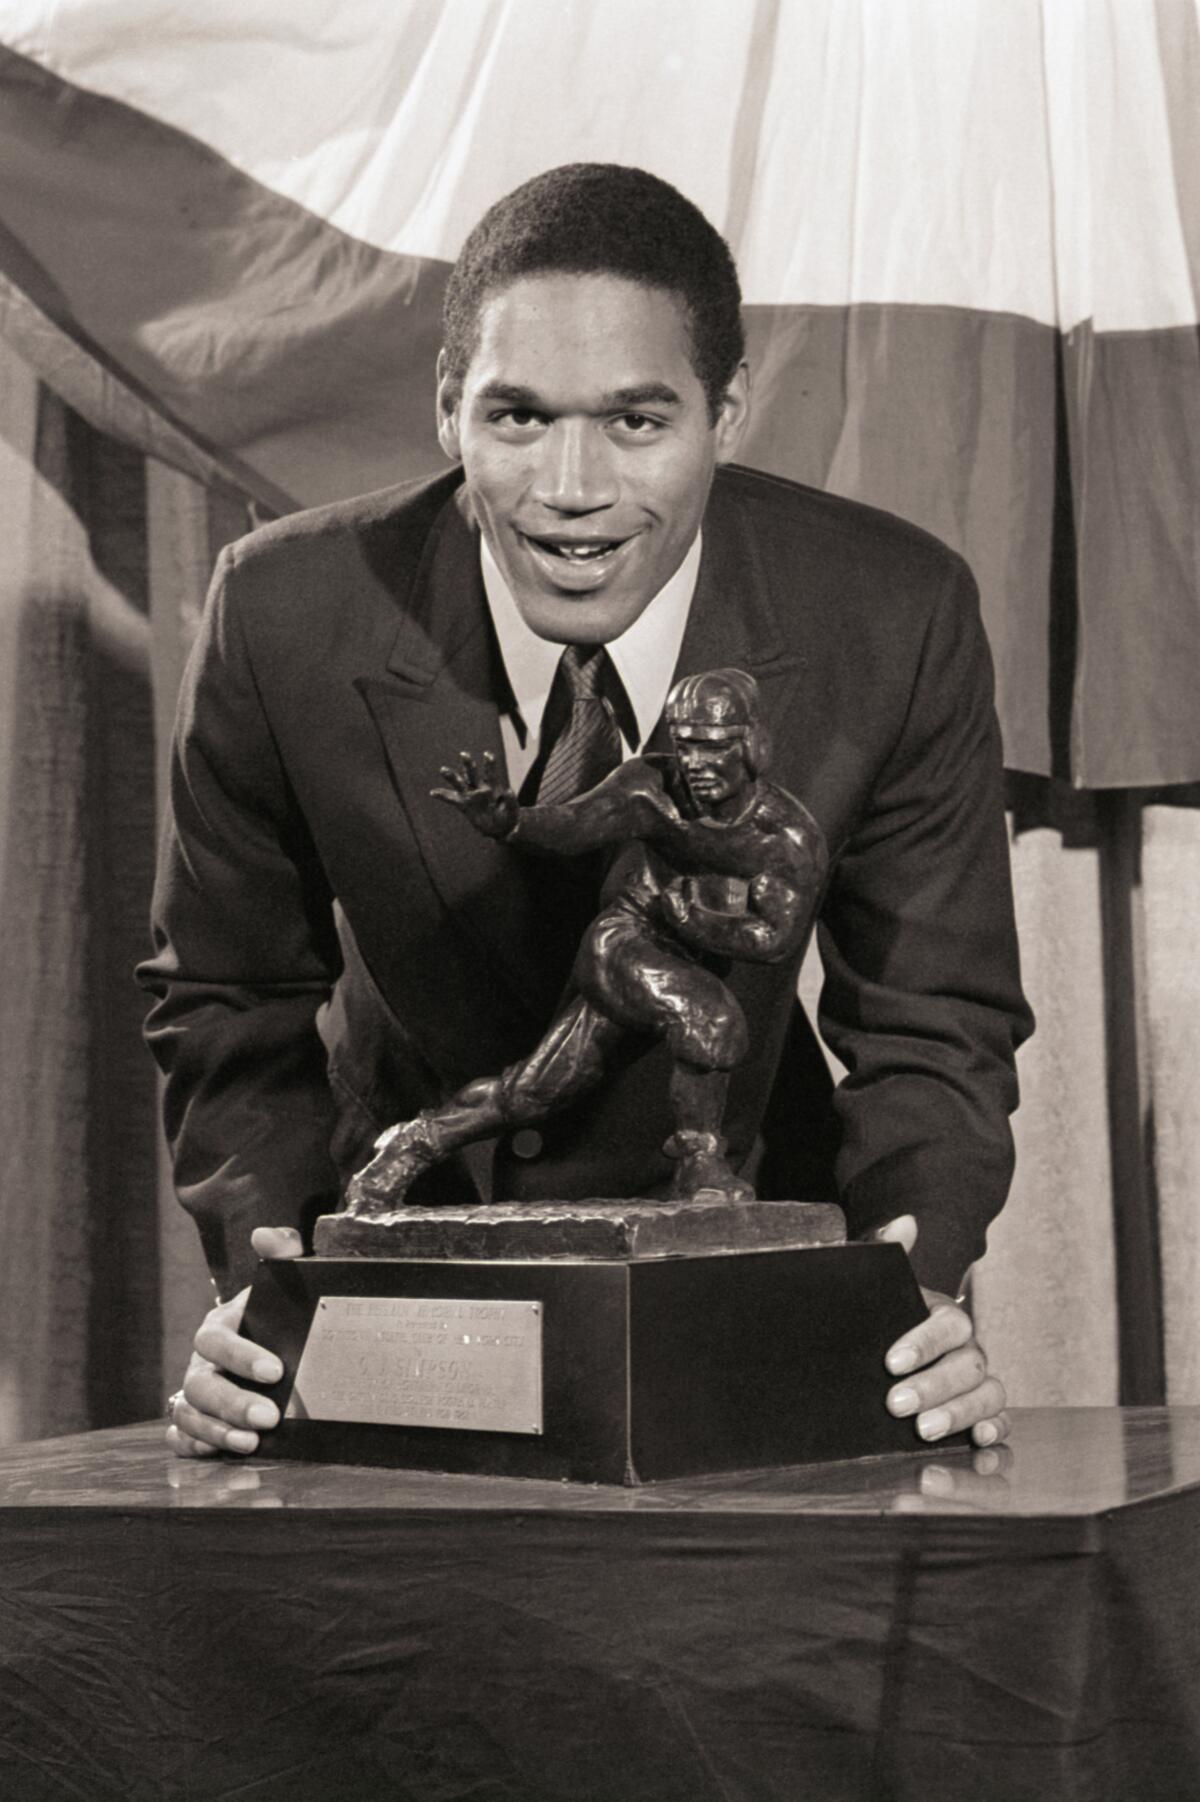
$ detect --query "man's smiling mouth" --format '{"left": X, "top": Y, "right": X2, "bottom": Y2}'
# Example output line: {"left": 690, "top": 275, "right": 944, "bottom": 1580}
{"left": 515, "top": 530, "right": 641, "bottom": 592}
{"left": 523, "top": 534, "right": 629, "bottom": 561}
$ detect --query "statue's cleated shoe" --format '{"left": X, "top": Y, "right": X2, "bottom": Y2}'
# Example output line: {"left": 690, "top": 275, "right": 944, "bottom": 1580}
{"left": 343, "top": 1114, "right": 444, "bottom": 1216}
{"left": 662, "top": 1130, "right": 755, "bottom": 1206}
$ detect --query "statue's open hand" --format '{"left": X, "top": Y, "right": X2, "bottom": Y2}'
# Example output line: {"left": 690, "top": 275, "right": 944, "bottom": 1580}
{"left": 431, "top": 751, "right": 519, "bottom": 839}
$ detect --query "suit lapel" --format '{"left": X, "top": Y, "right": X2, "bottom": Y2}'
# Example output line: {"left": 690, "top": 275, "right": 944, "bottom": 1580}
{"left": 647, "top": 474, "right": 806, "bottom": 751}
{"left": 357, "top": 496, "right": 565, "bottom": 1036}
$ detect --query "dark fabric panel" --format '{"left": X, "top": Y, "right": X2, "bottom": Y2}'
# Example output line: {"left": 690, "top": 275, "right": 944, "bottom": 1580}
{"left": 0, "top": 267, "right": 272, "bottom": 507}
{"left": 742, "top": 303, "right": 1064, "bottom": 780}
{"left": 743, "top": 309, "right": 1200, "bottom": 788}
{"left": 1065, "top": 323, "right": 1200, "bottom": 785}
{"left": 0, "top": 1487, "right": 1196, "bottom": 1801}
{"left": 0, "top": 45, "right": 447, "bottom": 510}
{"left": 1097, "top": 791, "right": 1167, "bottom": 1404}
{"left": 0, "top": 388, "right": 163, "bottom": 1437}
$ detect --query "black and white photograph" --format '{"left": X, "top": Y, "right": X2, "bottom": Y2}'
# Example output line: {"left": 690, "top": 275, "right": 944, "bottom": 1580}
{"left": 0, "top": 3, "right": 1197, "bottom": 1797}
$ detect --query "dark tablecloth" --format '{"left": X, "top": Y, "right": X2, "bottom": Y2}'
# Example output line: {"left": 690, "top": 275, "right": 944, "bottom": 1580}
{"left": 0, "top": 1408, "right": 1197, "bottom": 1801}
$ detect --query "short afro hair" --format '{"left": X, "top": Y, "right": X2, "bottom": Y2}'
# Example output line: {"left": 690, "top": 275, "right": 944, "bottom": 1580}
{"left": 442, "top": 163, "right": 745, "bottom": 422}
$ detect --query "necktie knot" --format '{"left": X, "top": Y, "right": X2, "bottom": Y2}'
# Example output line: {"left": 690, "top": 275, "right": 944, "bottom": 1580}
{"left": 559, "top": 642, "right": 606, "bottom": 700}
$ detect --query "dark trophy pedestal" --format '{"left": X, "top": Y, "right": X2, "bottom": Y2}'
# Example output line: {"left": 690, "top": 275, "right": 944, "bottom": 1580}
{"left": 241, "top": 1199, "right": 935, "bottom": 1484}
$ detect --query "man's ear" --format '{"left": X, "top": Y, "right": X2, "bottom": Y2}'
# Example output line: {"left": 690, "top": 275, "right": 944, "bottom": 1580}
{"left": 435, "top": 349, "right": 462, "bottom": 462}
{"left": 713, "top": 360, "right": 751, "bottom": 466}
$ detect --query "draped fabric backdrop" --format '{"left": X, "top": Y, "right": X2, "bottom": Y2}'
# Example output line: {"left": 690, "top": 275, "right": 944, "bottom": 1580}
{"left": 0, "top": 0, "right": 1197, "bottom": 1441}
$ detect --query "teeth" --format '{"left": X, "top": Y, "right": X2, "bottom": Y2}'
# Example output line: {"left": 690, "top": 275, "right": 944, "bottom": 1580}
{"left": 541, "top": 541, "right": 617, "bottom": 560}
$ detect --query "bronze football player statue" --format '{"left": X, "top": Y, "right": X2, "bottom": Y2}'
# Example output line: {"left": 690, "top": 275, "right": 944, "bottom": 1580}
{"left": 345, "top": 668, "right": 827, "bottom": 1216}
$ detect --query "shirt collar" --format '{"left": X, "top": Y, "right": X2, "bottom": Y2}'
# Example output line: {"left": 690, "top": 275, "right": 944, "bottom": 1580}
{"left": 480, "top": 531, "right": 702, "bottom": 752}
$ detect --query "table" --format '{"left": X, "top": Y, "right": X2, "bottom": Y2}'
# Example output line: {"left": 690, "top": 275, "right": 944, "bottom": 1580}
{"left": 0, "top": 1408, "right": 1196, "bottom": 1801}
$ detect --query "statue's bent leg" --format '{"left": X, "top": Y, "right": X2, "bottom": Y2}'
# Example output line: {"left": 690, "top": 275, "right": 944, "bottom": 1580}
{"left": 660, "top": 990, "right": 754, "bottom": 1205}
{"left": 345, "top": 997, "right": 620, "bottom": 1216}
{"left": 497, "top": 995, "right": 624, "bottom": 1123}
{"left": 583, "top": 929, "right": 755, "bottom": 1204}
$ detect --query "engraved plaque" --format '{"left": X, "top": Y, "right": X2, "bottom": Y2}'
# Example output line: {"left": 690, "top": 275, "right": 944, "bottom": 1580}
{"left": 285, "top": 1295, "right": 543, "bottom": 1435}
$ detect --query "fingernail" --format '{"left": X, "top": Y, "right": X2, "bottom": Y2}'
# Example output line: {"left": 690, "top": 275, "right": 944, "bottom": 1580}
{"left": 887, "top": 1345, "right": 918, "bottom": 1375}
{"left": 889, "top": 1387, "right": 919, "bottom": 1417}
{"left": 247, "top": 1401, "right": 277, "bottom": 1430}
{"left": 252, "top": 1357, "right": 282, "bottom": 1383}
{"left": 918, "top": 1409, "right": 951, "bottom": 1441}
{"left": 975, "top": 1420, "right": 998, "bottom": 1447}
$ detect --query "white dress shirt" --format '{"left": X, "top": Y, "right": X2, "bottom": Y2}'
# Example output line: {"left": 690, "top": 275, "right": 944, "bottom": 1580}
{"left": 480, "top": 532, "right": 702, "bottom": 791}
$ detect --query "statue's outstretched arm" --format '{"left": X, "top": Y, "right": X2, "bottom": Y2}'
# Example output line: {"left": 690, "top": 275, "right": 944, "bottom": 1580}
{"left": 433, "top": 755, "right": 651, "bottom": 855}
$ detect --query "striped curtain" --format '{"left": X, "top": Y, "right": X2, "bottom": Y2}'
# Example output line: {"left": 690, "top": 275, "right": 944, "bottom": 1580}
{"left": 0, "top": 1, "right": 1197, "bottom": 1438}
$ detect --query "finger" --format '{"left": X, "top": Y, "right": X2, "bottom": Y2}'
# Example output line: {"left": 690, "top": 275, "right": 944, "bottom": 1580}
{"left": 894, "top": 1372, "right": 1007, "bottom": 1444}
{"left": 171, "top": 1393, "right": 265, "bottom": 1456}
{"left": 886, "top": 1293, "right": 972, "bottom": 1375}
{"left": 916, "top": 1374, "right": 1007, "bottom": 1443}
{"left": 482, "top": 750, "right": 497, "bottom": 782}
{"left": 439, "top": 764, "right": 467, "bottom": 792}
{"left": 430, "top": 786, "right": 462, "bottom": 806}
{"left": 193, "top": 1315, "right": 283, "bottom": 1385}
{"left": 866, "top": 1213, "right": 919, "bottom": 1256}
{"left": 166, "top": 1421, "right": 221, "bottom": 1460}
{"left": 187, "top": 1283, "right": 253, "bottom": 1354}
{"left": 887, "top": 1342, "right": 991, "bottom": 1418}
{"left": 182, "top": 1363, "right": 280, "bottom": 1436}
{"left": 460, "top": 752, "right": 478, "bottom": 787}
{"left": 249, "top": 1225, "right": 305, "bottom": 1262}
{"left": 972, "top": 1408, "right": 1012, "bottom": 1449}
{"left": 202, "top": 1226, "right": 303, "bottom": 1343}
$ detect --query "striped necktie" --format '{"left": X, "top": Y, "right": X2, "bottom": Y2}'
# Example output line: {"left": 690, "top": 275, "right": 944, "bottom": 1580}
{"left": 523, "top": 644, "right": 625, "bottom": 804}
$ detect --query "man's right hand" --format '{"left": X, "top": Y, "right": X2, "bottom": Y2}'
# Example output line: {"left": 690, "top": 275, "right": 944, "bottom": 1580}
{"left": 166, "top": 1225, "right": 304, "bottom": 1459}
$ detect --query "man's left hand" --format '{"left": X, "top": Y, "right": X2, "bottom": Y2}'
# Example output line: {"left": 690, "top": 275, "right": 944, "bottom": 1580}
{"left": 869, "top": 1214, "right": 1010, "bottom": 1449}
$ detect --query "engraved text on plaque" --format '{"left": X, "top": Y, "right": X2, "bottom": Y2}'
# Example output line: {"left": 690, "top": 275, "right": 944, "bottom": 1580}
{"left": 286, "top": 1295, "right": 543, "bottom": 1434}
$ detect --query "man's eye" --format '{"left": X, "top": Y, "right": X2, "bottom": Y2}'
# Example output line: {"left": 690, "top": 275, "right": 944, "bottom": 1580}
{"left": 491, "top": 409, "right": 545, "bottom": 429}
{"left": 613, "top": 413, "right": 661, "bottom": 435}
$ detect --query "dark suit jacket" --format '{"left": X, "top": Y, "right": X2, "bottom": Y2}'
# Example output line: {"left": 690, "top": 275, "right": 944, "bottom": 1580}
{"left": 139, "top": 464, "right": 1032, "bottom": 1300}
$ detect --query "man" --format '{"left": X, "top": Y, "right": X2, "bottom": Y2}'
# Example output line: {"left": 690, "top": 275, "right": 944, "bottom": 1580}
{"left": 347, "top": 668, "right": 828, "bottom": 1213}
{"left": 142, "top": 163, "right": 1030, "bottom": 1460}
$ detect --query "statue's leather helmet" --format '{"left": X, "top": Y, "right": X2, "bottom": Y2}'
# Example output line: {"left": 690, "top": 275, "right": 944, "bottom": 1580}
{"left": 665, "top": 668, "right": 770, "bottom": 777}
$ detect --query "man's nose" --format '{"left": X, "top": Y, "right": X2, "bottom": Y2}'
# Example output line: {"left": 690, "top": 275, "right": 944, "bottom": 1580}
{"left": 531, "top": 420, "right": 618, "bottom": 513}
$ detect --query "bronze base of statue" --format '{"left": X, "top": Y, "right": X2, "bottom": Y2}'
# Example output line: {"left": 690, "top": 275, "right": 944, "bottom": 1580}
{"left": 240, "top": 1207, "right": 941, "bottom": 1484}
{"left": 315, "top": 1195, "right": 846, "bottom": 1262}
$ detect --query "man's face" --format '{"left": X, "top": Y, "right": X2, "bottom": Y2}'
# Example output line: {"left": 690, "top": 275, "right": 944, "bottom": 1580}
{"left": 670, "top": 725, "right": 752, "bottom": 815}
{"left": 437, "top": 273, "right": 749, "bottom": 644}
